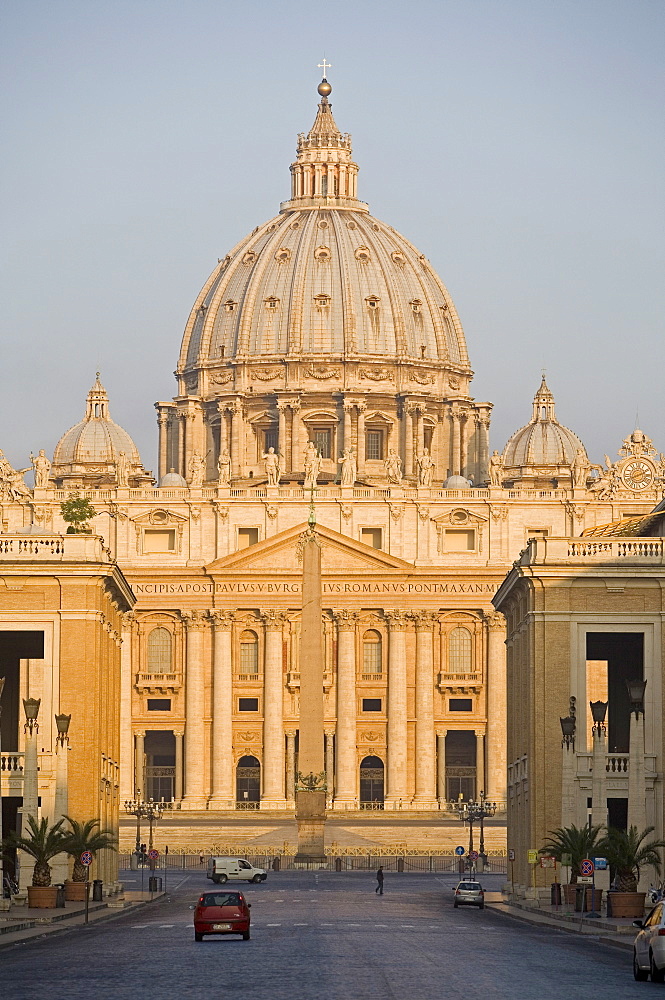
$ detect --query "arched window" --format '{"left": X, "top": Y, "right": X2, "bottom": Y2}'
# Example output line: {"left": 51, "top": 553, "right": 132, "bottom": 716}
{"left": 362, "top": 630, "right": 382, "bottom": 676}
{"left": 147, "top": 627, "right": 172, "bottom": 674}
{"left": 448, "top": 626, "right": 473, "bottom": 673}
{"left": 239, "top": 630, "right": 259, "bottom": 675}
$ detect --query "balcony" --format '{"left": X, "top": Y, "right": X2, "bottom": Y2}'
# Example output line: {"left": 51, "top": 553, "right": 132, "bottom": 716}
{"left": 135, "top": 672, "right": 182, "bottom": 693}
{"left": 437, "top": 672, "right": 482, "bottom": 693}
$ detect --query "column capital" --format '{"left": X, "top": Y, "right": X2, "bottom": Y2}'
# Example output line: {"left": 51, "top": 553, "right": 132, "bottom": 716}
{"left": 181, "top": 610, "right": 209, "bottom": 630}
{"left": 410, "top": 611, "right": 436, "bottom": 630}
{"left": 384, "top": 609, "right": 410, "bottom": 630}
{"left": 121, "top": 611, "right": 138, "bottom": 630}
{"left": 134, "top": 729, "right": 146, "bottom": 739}
{"left": 277, "top": 400, "right": 289, "bottom": 412}
{"left": 333, "top": 609, "right": 360, "bottom": 629}
{"left": 261, "top": 609, "right": 289, "bottom": 630}
{"left": 209, "top": 611, "right": 235, "bottom": 630}
{"left": 485, "top": 610, "right": 506, "bottom": 631}
{"left": 285, "top": 729, "right": 297, "bottom": 738}
{"left": 173, "top": 730, "right": 184, "bottom": 739}
{"left": 435, "top": 728, "right": 448, "bottom": 738}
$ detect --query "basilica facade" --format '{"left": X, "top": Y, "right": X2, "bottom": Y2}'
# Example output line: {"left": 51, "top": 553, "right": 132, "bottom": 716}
{"left": 1, "top": 78, "right": 663, "bottom": 854}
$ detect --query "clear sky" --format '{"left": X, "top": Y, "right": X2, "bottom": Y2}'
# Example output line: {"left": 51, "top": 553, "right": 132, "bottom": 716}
{"left": 1, "top": 0, "right": 663, "bottom": 479}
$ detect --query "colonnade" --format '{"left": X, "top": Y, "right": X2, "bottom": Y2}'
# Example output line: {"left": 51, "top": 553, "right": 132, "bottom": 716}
{"left": 126, "top": 608, "right": 506, "bottom": 810}
{"left": 155, "top": 395, "right": 492, "bottom": 485}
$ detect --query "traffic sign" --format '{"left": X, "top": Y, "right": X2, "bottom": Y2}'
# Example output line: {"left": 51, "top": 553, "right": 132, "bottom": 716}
{"left": 540, "top": 855, "right": 555, "bottom": 868}
{"left": 508, "top": 849, "right": 515, "bottom": 862}
{"left": 593, "top": 857, "right": 607, "bottom": 870}
{"left": 455, "top": 846, "right": 465, "bottom": 856}
{"left": 578, "top": 876, "right": 593, "bottom": 884}
{"left": 80, "top": 851, "right": 93, "bottom": 866}
{"left": 148, "top": 849, "right": 159, "bottom": 861}
{"left": 580, "top": 859, "right": 595, "bottom": 876}
{"left": 527, "top": 850, "right": 538, "bottom": 864}
{"left": 468, "top": 850, "right": 479, "bottom": 861}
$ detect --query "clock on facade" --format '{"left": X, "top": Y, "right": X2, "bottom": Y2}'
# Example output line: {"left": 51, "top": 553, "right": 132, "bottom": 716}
{"left": 621, "top": 459, "right": 654, "bottom": 491}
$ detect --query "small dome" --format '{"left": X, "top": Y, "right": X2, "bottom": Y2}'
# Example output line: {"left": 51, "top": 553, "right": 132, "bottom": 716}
{"left": 444, "top": 474, "right": 471, "bottom": 488}
{"left": 51, "top": 375, "right": 150, "bottom": 488}
{"left": 159, "top": 469, "right": 187, "bottom": 487}
{"left": 501, "top": 376, "right": 587, "bottom": 486}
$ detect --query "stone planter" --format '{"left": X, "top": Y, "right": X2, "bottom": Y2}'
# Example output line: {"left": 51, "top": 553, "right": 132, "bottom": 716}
{"left": 27, "top": 886, "right": 58, "bottom": 908}
{"left": 562, "top": 884, "right": 603, "bottom": 910}
{"left": 562, "top": 884, "right": 577, "bottom": 905}
{"left": 606, "top": 891, "right": 646, "bottom": 918}
{"left": 64, "top": 880, "right": 89, "bottom": 902}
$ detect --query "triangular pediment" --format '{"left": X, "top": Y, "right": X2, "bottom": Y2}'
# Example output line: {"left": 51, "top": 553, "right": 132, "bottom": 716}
{"left": 206, "top": 523, "right": 415, "bottom": 574}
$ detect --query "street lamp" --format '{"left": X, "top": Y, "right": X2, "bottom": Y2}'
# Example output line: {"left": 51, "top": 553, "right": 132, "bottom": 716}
{"left": 469, "top": 791, "right": 497, "bottom": 865}
{"left": 55, "top": 714, "right": 71, "bottom": 744}
{"left": 124, "top": 799, "right": 164, "bottom": 861}
{"left": 124, "top": 799, "right": 145, "bottom": 861}
{"left": 0, "top": 677, "right": 5, "bottom": 903}
{"left": 143, "top": 799, "right": 164, "bottom": 852}
{"left": 560, "top": 715, "right": 576, "bottom": 748}
{"left": 589, "top": 700, "right": 608, "bottom": 735}
{"left": 626, "top": 678, "right": 647, "bottom": 719}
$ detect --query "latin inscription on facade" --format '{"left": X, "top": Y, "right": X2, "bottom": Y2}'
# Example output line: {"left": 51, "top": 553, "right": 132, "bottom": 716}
{"left": 133, "top": 580, "right": 497, "bottom": 596}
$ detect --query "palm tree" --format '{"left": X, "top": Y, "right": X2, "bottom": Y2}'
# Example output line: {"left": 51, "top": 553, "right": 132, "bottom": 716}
{"left": 539, "top": 823, "right": 603, "bottom": 883}
{"left": 2, "top": 816, "right": 67, "bottom": 887}
{"left": 598, "top": 825, "right": 665, "bottom": 892}
{"left": 62, "top": 817, "right": 117, "bottom": 882}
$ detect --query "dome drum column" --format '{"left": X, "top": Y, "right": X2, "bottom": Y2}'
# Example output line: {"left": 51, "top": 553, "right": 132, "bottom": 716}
{"left": 356, "top": 403, "right": 366, "bottom": 478}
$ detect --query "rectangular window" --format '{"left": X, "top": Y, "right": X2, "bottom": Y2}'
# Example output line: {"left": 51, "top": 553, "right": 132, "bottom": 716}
{"left": 362, "top": 698, "right": 382, "bottom": 712}
{"left": 313, "top": 428, "right": 331, "bottom": 459}
{"left": 237, "top": 527, "right": 259, "bottom": 549}
{"left": 144, "top": 529, "right": 176, "bottom": 553}
{"left": 366, "top": 430, "right": 384, "bottom": 461}
{"left": 264, "top": 428, "right": 278, "bottom": 452}
{"left": 363, "top": 643, "right": 382, "bottom": 675}
{"left": 238, "top": 698, "right": 259, "bottom": 712}
{"left": 443, "top": 529, "right": 475, "bottom": 552}
{"left": 526, "top": 528, "right": 549, "bottom": 540}
{"left": 360, "top": 528, "right": 382, "bottom": 549}
{"left": 449, "top": 698, "right": 473, "bottom": 712}
{"left": 147, "top": 699, "right": 171, "bottom": 711}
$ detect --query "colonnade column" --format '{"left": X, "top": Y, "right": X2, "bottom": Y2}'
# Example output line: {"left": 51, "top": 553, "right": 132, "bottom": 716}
{"left": 343, "top": 401, "right": 353, "bottom": 455}
{"left": 210, "top": 612, "right": 235, "bottom": 808}
{"left": 285, "top": 730, "right": 296, "bottom": 802}
{"left": 413, "top": 613, "right": 437, "bottom": 807}
{"left": 416, "top": 406, "right": 425, "bottom": 458}
{"left": 277, "top": 402, "right": 289, "bottom": 471}
{"left": 231, "top": 399, "right": 245, "bottom": 477}
{"left": 404, "top": 404, "right": 414, "bottom": 476}
{"left": 485, "top": 612, "right": 507, "bottom": 805}
{"left": 475, "top": 730, "right": 485, "bottom": 797}
{"left": 135, "top": 731, "right": 145, "bottom": 799}
{"left": 157, "top": 412, "right": 170, "bottom": 482}
{"left": 325, "top": 730, "right": 335, "bottom": 804}
{"left": 437, "top": 730, "right": 448, "bottom": 803}
{"left": 333, "top": 611, "right": 358, "bottom": 806}
{"left": 119, "top": 612, "right": 136, "bottom": 803}
{"left": 477, "top": 415, "right": 490, "bottom": 483}
{"left": 182, "top": 611, "right": 208, "bottom": 807}
{"left": 178, "top": 413, "right": 186, "bottom": 478}
{"left": 385, "top": 611, "right": 409, "bottom": 807}
{"left": 261, "top": 611, "right": 287, "bottom": 807}
{"left": 356, "top": 403, "right": 366, "bottom": 477}
{"left": 451, "top": 405, "right": 461, "bottom": 476}
{"left": 173, "top": 731, "right": 184, "bottom": 802}
{"left": 290, "top": 403, "right": 301, "bottom": 471}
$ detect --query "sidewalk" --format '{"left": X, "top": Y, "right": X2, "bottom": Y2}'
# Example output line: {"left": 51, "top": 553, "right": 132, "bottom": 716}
{"left": 0, "top": 890, "right": 165, "bottom": 949}
{"left": 487, "top": 892, "right": 638, "bottom": 950}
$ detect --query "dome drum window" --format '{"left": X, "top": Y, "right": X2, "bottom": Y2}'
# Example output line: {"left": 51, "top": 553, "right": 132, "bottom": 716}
{"left": 410, "top": 299, "right": 423, "bottom": 314}
{"left": 224, "top": 300, "right": 237, "bottom": 313}
{"left": 355, "top": 246, "right": 371, "bottom": 263}
{"left": 264, "top": 297, "right": 280, "bottom": 310}
{"left": 275, "top": 248, "right": 291, "bottom": 263}
{"left": 391, "top": 251, "right": 406, "bottom": 265}
{"left": 314, "top": 293, "right": 331, "bottom": 310}
{"left": 365, "top": 296, "right": 380, "bottom": 310}
{"left": 242, "top": 251, "right": 257, "bottom": 265}
{"left": 314, "top": 245, "right": 332, "bottom": 263}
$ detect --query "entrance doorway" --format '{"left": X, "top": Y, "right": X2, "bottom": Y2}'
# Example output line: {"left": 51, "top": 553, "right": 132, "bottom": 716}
{"left": 359, "top": 755, "right": 384, "bottom": 809}
{"left": 445, "top": 731, "right": 476, "bottom": 800}
{"left": 236, "top": 755, "right": 260, "bottom": 808}
{"left": 144, "top": 731, "right": 175, "bottom": 801}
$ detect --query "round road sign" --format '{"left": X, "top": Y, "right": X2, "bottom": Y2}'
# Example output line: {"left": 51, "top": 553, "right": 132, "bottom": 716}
{"left": 80, "top": 851, "right": 93, "bottom": 866}
{"left": 148, "top": 849, "right": 159, "bottom": 860}
{"left": 455, "top": 846, "right": 465, "bottom": 856}
{"left": 468, "top": 850, "right": 479, "bottom": 861}
{"left": 580, "top": 859, "right": 595, "bottom": 876}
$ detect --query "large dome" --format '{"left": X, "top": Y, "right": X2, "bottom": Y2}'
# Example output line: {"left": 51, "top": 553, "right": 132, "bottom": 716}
{"left": 178, "top": 81, "right": 470, "bottom": 386}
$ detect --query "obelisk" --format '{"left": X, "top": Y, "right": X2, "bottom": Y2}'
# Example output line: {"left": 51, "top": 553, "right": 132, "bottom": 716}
{"left": 294, "top": 489, "right": 326, "bottom": 862}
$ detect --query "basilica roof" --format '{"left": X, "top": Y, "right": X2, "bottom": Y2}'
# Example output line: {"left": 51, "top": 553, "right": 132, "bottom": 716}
{"left": 178, "top": 80, "right": 470, "bottom": 375}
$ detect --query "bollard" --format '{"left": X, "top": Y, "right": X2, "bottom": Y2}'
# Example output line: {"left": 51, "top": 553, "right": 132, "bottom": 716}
{"left": 272, "top": 857, "right": 280, "bottom": 871}
{"left": 55, "top": 884, "right": 65, "bottom": 908}
{"left": 148, "top": 876, "right": 162, "bottom": 892}
{"left": 397, "top": 857, "right": 404, "bottom": 873}
{"left": 551, "top": 882, "right": 562, "bottom": 906}
{"left": 92, "top": 879, "right": 103, "bottom": 902}
{"left": 335, "top": 857, "right": 342, "bottom": 872}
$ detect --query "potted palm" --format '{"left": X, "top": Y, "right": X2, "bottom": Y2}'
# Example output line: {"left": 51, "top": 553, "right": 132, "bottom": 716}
{"left": 539, "top": 823, "right": 603, "bottom": 907}
{"left": 2, "top": 816, "right": 67, "bottom": 908}
{"left": 598, "top": 825, "right": 665, "bottom": 918}
{"left": 61, "top": 816, "right": 116, "bottom": 900}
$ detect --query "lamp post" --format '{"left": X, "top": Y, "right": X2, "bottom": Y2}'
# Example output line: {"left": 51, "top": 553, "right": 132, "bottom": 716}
{"left": 143, "top": 799, "right": 164, "bottom": 853}
{"left": 124, "top": 799, "right": 145, "bottom": 869}
{"left": 626, "top": 678, "right": 648, "bottom": 840}
{"left": 0, "top": 677, "right": 5, "bottom": 904}
{"left": 19, "top": 698, "right": 40, "bottom": 891}
{"left": 472, "top": 791, "right": 497, "bottom": 864}
{"left": 52, "top": 713, "right": 72, "bottom": 885}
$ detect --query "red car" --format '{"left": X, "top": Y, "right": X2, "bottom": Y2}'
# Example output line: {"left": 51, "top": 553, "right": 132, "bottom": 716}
{"left": 194, "top": 890, "right": 251, "bottom": 941}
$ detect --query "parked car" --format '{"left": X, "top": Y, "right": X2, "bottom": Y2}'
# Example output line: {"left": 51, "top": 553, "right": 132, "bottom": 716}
{"left": 633, "top": 902, "right": 665, "bottom": 981}
{"left": 453, "top": 880, "right": 485, "bottom": 909}
{"left": 194, "top": 890, "right": 251, "bottom": 941}
{"left": 206, "top": 856, "right": 267, "bottom": 884}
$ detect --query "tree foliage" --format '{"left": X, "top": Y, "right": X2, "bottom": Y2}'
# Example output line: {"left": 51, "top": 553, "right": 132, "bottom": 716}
{"left": 62, "top": 816, "right": 117, "bottom": 882}
{"left": 2, "top": 816, "right": 67, "bottom": 887}
{"left": 60, "top": 495, "right": 96, "bottom": 533}
{"left": 598, "top": 825, "right": 665, "bottom": 892}
{"left": 539, "top": 823, "right": 603, "bottom": 883}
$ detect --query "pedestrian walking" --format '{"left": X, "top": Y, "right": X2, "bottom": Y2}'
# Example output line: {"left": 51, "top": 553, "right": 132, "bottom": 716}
{"left": 375, "top": 866, "right": 384, "bottom": 895}
{"left": 199, "top": 851, "right": 205, "bottom": 866}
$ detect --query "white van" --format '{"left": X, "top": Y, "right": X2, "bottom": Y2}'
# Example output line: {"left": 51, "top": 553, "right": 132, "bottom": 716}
{"left": 206, "top": 857, "right": 268, "bottom": 884}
